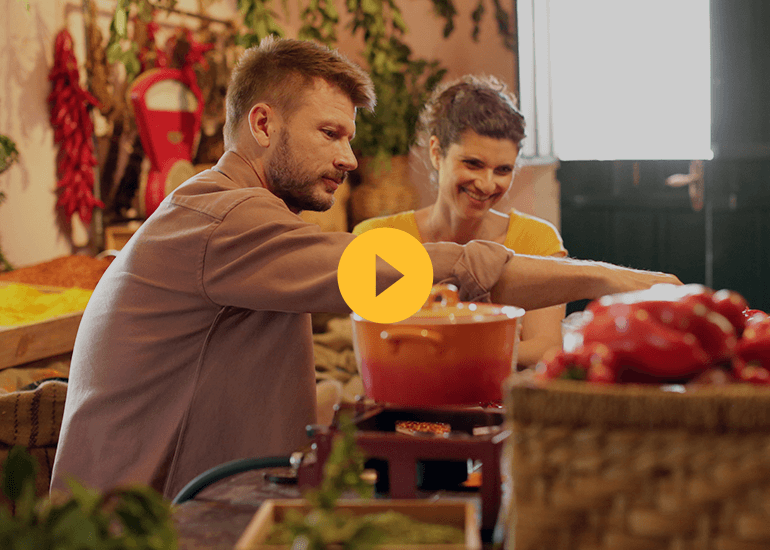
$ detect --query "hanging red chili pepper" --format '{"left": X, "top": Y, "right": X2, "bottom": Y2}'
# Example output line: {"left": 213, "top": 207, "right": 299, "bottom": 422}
{"left": 48, "top": 28, "right": 104, "bottom": 224}
{"left": 137, "top": 16, "right": 168, "bottom": 72}
{"left": 165, "top": 27, "right": 214, "bottom": 84}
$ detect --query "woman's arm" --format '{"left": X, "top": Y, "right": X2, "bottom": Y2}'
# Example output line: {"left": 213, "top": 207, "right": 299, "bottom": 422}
{"left": 516, "top": 252, "right": 567, "bottom": 368}
{"left": 517, "top": 304, "right": 566, "bottom": 369}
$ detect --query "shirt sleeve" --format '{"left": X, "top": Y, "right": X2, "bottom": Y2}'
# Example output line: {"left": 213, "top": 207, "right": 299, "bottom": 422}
{"left": 202, "top": 197, "right": 513, "bottom": 313}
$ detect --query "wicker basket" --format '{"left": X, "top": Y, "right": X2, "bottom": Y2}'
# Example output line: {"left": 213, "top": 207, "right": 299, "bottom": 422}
{"left": 503, "top": 377, "right": 770, "bottom": 550}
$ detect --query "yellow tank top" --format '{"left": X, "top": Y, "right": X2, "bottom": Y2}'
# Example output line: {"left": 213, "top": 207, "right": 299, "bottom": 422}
{"left": 352, "top": 209, "right": 567, "bottom": 257}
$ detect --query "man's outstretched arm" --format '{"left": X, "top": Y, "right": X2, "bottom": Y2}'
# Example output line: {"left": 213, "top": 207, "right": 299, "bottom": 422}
{"left": 491, "top": 254, "right": 682, "bottom": 311}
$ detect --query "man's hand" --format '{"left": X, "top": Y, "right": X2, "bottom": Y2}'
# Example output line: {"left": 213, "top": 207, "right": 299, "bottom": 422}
{"left": 490, "top": 254, "right": 683, "bottom": 311}
{"left": 593, "top": 260, "right": 683, "bottom": 296}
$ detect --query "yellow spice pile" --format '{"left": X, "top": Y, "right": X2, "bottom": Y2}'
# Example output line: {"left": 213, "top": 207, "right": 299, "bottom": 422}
{"left": 0, "top": 283, "right": 93, "bottom": 326}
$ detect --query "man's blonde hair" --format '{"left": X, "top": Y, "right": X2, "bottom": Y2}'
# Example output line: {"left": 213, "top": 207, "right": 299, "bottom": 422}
{"left": 223, "top": 36, "right": 376, "bottom": 149}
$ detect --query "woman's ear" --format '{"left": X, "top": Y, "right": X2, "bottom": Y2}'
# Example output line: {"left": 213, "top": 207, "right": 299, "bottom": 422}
{"left": 249, "top": 103, "right": 274, "bottom": 148}
{"left": 428, "top": 135, "right": 442, "bottom": 170}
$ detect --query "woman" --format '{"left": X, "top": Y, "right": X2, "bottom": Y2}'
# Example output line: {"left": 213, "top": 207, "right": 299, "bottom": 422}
{"left": 353, "top": 74, "right": 566, "bottom": 368}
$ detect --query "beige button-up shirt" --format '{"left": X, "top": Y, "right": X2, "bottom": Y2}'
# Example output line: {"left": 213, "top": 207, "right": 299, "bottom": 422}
{"left": 51, "top": 152, "right": 514, "bottom": 499}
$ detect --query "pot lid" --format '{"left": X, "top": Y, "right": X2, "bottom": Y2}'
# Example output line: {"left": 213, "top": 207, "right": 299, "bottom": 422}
{"left": 354, "top": 284, "right": 524, "bottom": 325}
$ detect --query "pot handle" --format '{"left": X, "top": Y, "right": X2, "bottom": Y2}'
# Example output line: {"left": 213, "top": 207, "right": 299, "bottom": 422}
{"left": 380, "top": 326, "right": 444, "bottom": 353}
{"left": 423, "top": 283, "right": 459, "bottom": 310}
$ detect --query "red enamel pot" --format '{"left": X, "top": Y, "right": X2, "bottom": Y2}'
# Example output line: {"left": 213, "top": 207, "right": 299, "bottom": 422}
{"left": 352, "top": 285, "right": 525, "bottom": 407}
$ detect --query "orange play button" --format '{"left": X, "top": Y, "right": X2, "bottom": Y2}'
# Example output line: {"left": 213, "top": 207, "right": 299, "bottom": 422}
{"left": 338, "top": 228, "right": 433, "bottom": 323}
{"left": 375, "top": 255, "right": 404, "bottom": 297}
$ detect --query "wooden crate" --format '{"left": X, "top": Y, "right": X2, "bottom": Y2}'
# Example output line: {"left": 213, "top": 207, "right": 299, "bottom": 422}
{"left": 104, "top": 221, "right": 142, "bottom": 251}
{"left": 235, "top": 499, "right": 481, "bottom": 550}
{"left": 0, "top": 283, "right": 84, "bottom": 370}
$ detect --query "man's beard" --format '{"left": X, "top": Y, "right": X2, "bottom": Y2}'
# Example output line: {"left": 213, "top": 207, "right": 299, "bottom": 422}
{"left": 265, "top": 130, "right": 345, "bottom": 213}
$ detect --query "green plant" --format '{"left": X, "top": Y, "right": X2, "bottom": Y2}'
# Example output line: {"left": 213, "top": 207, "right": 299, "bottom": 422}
{"left": 235, "top": 0, "right": 286, "bottom": 48}
{"left": 105, "top": 0, "right": 179, "bottom": 80}
{"left": 347, "top": 0, "right": 447, "bottom": 163}
{"left": 0, "top": 191, "right": 10, "bottom": 271}
{"left": 0, "top": 446, "right": 177, "bottom": 549}
{"left": 267, "top": 415, "right": 383, "bottom": 549}
{"left": 100, "top": 0, "right": 516, "bottom": 164}
{"left": 0, "top": 135, "right": 19, "bottom": 176}
{"left": 231, "top": 0, "right": 515, "bottom": 164}
{"left": 0, "top": 134, "right": 17, "bottom": 272}
{"left": 429, "top": 0, "right": 517, "bottom": 51}
{"left": 266, "top": 415, "right": 466, "bottom": 548}
{"left": 298, "top": 0, "right": 339, "bottom": 46}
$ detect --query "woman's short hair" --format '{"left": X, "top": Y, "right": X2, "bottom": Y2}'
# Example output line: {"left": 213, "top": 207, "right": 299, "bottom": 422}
{"left": 223, "top": 36, "right": 376, "bottom": 149}
{"left": 417, "top": 74, "right": 526, "bottom": 155}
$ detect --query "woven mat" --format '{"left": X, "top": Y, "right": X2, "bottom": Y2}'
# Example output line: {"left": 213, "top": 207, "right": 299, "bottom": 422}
{"left": 0, "top": 380, "right": 67, "bottom": 500}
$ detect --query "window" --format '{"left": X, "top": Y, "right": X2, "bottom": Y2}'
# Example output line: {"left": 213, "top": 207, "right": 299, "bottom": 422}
{"left": 518, "top": 0, "right": 712, "bottom": 161}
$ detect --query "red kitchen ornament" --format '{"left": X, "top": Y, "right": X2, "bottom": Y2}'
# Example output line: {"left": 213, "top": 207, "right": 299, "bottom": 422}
{"left": 129, "top": 68, "right": 203, "bottom": 217}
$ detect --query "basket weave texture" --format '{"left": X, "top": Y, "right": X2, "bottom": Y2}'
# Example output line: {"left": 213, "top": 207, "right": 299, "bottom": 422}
{"left": 505, "top": 378, "right": 770, "bottom": 550}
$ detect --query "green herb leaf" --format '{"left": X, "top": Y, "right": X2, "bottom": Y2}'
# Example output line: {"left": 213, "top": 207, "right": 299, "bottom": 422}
{"left": 114, "top": 8, "right": 128, "bottom": 37}
{"left": 1, "top": 447, "right": 37, "bottom": 504}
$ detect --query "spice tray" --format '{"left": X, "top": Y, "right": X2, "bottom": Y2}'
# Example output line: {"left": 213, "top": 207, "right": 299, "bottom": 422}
{"left": 235, "top": 498, "right": 481, "bottom": 550}
{"left": 0, "top": 282, "right": 84, "bottom": 370}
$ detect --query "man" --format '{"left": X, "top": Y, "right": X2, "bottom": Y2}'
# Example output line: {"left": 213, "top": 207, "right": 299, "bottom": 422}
{"left": 51, "top": 37, "right": 680, "bottom": 500}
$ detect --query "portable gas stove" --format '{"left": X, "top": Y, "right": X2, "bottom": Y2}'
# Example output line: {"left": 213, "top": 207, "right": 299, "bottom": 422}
{"left": 296, "top": 400, "right": 510, "bottom": 537}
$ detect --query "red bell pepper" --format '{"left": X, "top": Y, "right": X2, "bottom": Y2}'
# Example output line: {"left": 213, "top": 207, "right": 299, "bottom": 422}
{"left": 542, "top": 285, "right": 757, "bottom": 385}
{"left": 702, "top": 288, "right": 749, "bottom": 337}
{"left": 582, "top": 284, "right": 742, "bottom": 380}
{"left": 744, "top": 309, "right": 770, "bottom": 326}
{"left": 732, "top": 355, "right": 770, "bottom": 385}
{"left": 735, "top": 318, "right": 770, "bottom": 375}
{"left": 536, "top": 342, "right": 617, "bottom": 383}
{"left": 581, "top": 307, "right": 712, "bottom": 380}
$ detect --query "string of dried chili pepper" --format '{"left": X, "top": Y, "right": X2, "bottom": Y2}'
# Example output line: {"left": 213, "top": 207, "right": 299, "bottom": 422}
{"left": 48, "top": 28, "right": 104, "bottom": 224}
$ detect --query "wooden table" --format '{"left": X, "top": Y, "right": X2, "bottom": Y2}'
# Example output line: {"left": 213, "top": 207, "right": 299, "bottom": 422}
{"left": 172, "top": 467, "right": 489, "bottom": 549}
{"left": 173, "top": 469, "right": 297, "bottom": 549}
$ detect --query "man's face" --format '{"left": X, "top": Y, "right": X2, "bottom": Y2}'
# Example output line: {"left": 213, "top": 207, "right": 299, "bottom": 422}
{"left": 265, "top": 79, "right": 358, "bottom": 213}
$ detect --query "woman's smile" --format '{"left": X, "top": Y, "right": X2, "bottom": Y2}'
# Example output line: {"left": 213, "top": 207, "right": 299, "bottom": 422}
{"left": 460, "top": 185, "right": 499, "bottom": 205}
{"left": 431, "top": 130, "right": 519, "bottom": 219}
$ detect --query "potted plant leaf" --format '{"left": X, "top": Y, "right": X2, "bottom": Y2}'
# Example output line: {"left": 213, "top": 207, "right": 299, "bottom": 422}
{"left": 0, "top": 133, "right": 19, "bottom": 271}
{"left": 343, "top": 0, "right": 447, "bottom": 228}
{"left": 0, "top": 445, "right": 177, "bottom": 549}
